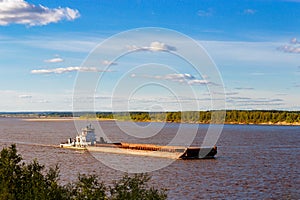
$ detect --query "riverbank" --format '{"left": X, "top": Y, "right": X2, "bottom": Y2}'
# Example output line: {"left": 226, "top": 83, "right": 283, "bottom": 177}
{"left": 224, "top": 121, "right": 300, "bottom": 126}
{"left": 20, "top": 117, "right": 300, "bottom": 126}
{"left": 22, "top": 117, "right": 77, "bottom": 122}
{"left": 22, "top": 117, "right": 116, "bottom": 122}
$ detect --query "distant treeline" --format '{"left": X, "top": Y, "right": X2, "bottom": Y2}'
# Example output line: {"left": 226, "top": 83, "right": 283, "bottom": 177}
{"left": 0, "top": 112, "right": 73, "bottom": 118}
{"left": 96, "top": 110, "right": 300, "bottom": 124}
{"left": 1, "top": 110, "right": 300, "bottom": 124}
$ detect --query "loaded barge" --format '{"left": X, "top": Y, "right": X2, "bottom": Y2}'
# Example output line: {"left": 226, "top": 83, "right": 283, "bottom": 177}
{"left": 60, "top": 124, "right": 217, "bottom": 159}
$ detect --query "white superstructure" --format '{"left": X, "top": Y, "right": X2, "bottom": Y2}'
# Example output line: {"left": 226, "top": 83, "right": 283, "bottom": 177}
{"left": 60, "top": 124, "right": 96, "bottom": 147}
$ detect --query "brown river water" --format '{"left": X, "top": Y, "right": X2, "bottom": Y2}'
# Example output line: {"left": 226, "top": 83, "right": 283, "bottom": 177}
{"left": 0, "top": 118, "right": 299, "bottom": 199}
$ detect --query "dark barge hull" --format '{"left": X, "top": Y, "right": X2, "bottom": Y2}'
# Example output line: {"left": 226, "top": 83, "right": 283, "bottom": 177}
{"left": 179, "top": 146, "right": 217, "bottom": 159}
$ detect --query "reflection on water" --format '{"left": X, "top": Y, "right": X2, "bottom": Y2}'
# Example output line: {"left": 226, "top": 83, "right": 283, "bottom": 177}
{"left": 0, "top": 118, "right": 299, "bottom": 199}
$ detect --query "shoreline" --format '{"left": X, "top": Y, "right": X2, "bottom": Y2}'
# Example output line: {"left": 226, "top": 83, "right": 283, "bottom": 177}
{"left": 21, "top": 117, "right": 116, "bottom": 122}
{"left": 20, "top": 117, "right": 300, "bottom": 126}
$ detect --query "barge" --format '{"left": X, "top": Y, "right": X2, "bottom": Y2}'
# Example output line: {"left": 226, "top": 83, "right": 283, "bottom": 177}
{"left": 60, "top": 124, "right": 217, "bottom": 159}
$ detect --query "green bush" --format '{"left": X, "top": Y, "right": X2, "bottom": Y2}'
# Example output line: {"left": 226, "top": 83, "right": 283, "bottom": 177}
{"left": 110, "top": 174, "right": 167, "bottom": 200}
{"left": 0, "top": 144, "right": 167, "bottom": 200}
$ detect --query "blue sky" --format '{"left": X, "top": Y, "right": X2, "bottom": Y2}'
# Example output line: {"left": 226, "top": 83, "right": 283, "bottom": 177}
{"left": 0, "top": 0, "right": 299, "bottom": 111}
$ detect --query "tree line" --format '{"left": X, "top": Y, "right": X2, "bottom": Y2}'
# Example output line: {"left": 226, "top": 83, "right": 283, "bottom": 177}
{"left": 96, "top": 110, "right": 300, "bottom": 124}
{"left": 2, "top": 111, "right": 299, "bottom": 125}
{"left": 0, "top": 144, "right": 167, "bottom": 200}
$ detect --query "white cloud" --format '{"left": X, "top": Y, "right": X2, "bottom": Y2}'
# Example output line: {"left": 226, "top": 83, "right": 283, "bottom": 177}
{"left": 130, "top": 73, "right": 136, "bottom": 78}
{"left": 102, "top": 60, "right": 117, "bottom": 66}
{"left": 44, "top": 57, "right": 64, "bottom": 63}
{"left": 132, "top": 73, "right": 210, "bottom": 85}
{"left": 187, "top": 79, "right": 209, "bottom": 85}
{"left": 234, "top": 87, "right": 254, "bottom": 90}
{"left": 197, "top": 8, "right": 213, "bottom": 17}
{"left": 243, "top": 9, "right": 257, "bottom": 15}
{"left": 226, "top": 96, "right": 284, "bottom": 109}
{"left": 213, "top": 91, "right": 239, "bottom": 96}
{"left": 163, "top": 73, "right": 210, "bottom": 85}
{"left": 148, "top": 41, "right": 176, "bottom": 51}
{"left": 18, "top": 94, "right": 32, "bottom": 99}
{"left": 278, "top": 44, "right": 300, "bottom": 53}
{"left": 278, "top": 38, "right": 300, "bottom": 53}
{"left": 31, "top": 66, "right": 111, "bottom": 74}
{"left": 127, "top": 41, "right": 176, "bottom": 52}
{"left": 164, "top": 73, "right": 195, "bottom": 81}
{"left": 0, "top": 0, "right": 80, "bottom": 26}
{"left": 290, "top": 37, "right": 300, "bottom": 44}
{"left": 36, "top": 99, "right": 50, "bottom": 103}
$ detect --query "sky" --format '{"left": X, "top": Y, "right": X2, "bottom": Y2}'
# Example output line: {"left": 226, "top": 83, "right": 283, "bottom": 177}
{"left": 0, "top": 0, "right": 300, "bottom": 112}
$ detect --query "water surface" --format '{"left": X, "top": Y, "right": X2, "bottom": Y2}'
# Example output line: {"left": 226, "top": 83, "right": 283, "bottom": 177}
{"left": 0, "top": 118, "right": 299, "bottom": 199}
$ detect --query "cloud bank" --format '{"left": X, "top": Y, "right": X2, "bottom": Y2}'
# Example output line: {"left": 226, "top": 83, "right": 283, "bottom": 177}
{"left": 278, "top": 38, "right": 300, "bottom": 53}
{"left": 127, "top": 41, "right": 176, "bottom": 52}
{"left": 0, "top": 0, "right": 80, "bottom": 26}
{"left": 31, "top": 66, "right": 110, "bottom": 74}
{"left": 44, "top": 57, "right": 64, "bottom": 63}
{"left": 131, "top": 73, "right": 210, "bottom": 85}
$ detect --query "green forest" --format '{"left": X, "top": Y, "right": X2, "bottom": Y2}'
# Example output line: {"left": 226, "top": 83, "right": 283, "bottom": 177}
{"left": 96, "top": 110, "right": 300, "bottom": 125}
{"left": 2, "top": 110, "right": 300, "bottom": 125}
{"left": 0, "top": 144, "right": 167, "bottom": 200}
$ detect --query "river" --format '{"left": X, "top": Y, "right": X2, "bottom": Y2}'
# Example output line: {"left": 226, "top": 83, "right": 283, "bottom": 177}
{"left": 0, "top": 118, "right": 299, "bottom": 199}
